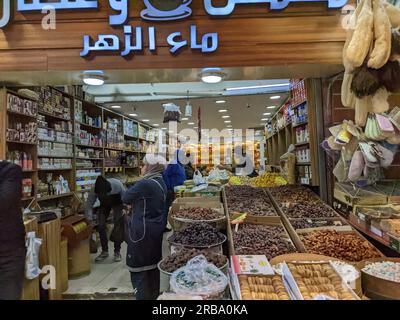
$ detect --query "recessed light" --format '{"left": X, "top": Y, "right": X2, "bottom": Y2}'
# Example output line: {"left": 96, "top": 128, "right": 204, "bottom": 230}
{"left": 143, "top": 119, "right": 150, "bottom": 122}
{"left": 200, "top": 67, "right": 225, "bottom": 84}
{"left": 222, "top": 115, "right": 230, "bottom": 119}
{"left": 216, "top": 100, "right": 226, "bottom": 104}
{"left": 224, "top": 120, "right": 231, "bottom": 123}
{"left": 227, "top": 125, "right": 232, "bottom": 128}
{"left": 270, "top": 95, "right": 281, "bottom": 100}
{"left": 188, "top": 122, "right": 195, "bottom": 125}
{"left": 193, "top": 127, "right": 198, "bottom": 129}
{"left": 161, "top": 128, "right": 167, "bottom": 130}
{"left": 182, "top": 118, "right": 189, "bottom": 121}
{"left": 267, "top": 106, "right": 276, "bottom": 109}
{"left": 263, "top": 113, "right": 272, "bottom": 116}
{"left": 261, "top": 118, "right": 269, "bottom": 121}
{"left": 153, "top": 124, "right": 159, "bottom": 127}
{"left": 81, "top": 70, "right": 106, "bottom": 86}
{"left": 129, "top": 113, "right": 138, "bottom": 117}
{"left": 218, "top": 109, "right": 228, "bottom": 113}
{"left": 111, "top": 105, "right": 121, "bottom": 109}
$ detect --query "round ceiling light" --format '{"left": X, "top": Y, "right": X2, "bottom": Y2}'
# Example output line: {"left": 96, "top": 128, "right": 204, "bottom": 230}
{"left": 81, "top": 70, "right": 106, "bottom": 86}
{"left": 200, "top": 68, "right": 226, "bottom": 84}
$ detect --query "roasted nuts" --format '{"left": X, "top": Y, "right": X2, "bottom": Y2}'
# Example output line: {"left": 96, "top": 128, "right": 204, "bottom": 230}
{"left": 160, "top": 248, "right": 227, "bottom": 273}
{"left": 233, "top": 224, "right": 296, "bottom": 259}
{"left": 174, "top": 207, "right": 222, "bottom": 221}
{"left": 168, "top": 223, "right": 226, "bottom": 247}
{"left": 300, "top": 230, "right": 382, "bottom": 262}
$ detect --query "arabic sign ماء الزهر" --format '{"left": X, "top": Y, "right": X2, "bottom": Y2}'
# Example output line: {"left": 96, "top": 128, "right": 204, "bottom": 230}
{"left": 0, "top": 0, "right": 349, "bottom": 56}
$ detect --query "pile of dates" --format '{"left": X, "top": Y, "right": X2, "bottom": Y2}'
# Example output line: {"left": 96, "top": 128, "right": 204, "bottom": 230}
{"left": 290, "top": 219, "right": 342, "bottom": 230}
{"left": 160, "top": 248, "right": 227, "bottom": 273}
{"left": 285, "top": 203, "right": 338, "bottom": 219}
{"left": 225, "top": 185, "right": 277, "bottom": 216}
{"left": 168, "top": 223, "right": 226, "bottom": 247}
{"left": 269, "top": 186, "right": 320, "bottom": 206}
{"left": 233, "top": 224, "right": 296, "bottom": 259}
{"left": 174, "top": 207, "right": 222, "bottom": 220}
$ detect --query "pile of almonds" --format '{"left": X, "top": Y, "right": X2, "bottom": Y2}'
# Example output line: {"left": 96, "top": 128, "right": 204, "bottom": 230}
{"left": 300, "top": 230, "right": 382, "bottom": 262}
{"left": 233, "top": 224, "right": 296, "bottom": 259}
{"left": 174, "top": 207, "right": 222, "bottom": 220}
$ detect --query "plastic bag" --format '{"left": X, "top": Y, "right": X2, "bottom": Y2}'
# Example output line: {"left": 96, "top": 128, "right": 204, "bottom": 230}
{"left": 163, "top": 103, "right": 181, "bottom": 123}
{"left": 25, "top": 232, "right": 42, "bottom": 280}
{"left": 170, "top": 255, "right": 228, "bottom": 299}
{"left": 193, "top": 170, "right": 206, "bottom": 186}
{"left": 208, "top": 168, "right": 220, "bottom": 181}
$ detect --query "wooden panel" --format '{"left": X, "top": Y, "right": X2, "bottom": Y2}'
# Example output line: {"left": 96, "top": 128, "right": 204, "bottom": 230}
{"left": 0, "top": 3, "right": 348, "bottom": 71}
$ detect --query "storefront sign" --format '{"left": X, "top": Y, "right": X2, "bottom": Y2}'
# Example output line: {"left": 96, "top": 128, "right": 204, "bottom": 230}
{"left": 0, "top": 0, "right": 348, "bottom": 56}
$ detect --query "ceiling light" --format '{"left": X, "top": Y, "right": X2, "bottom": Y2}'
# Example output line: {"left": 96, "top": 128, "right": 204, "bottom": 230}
{"left": 143, "top": 119, "right": 150, "bottom": 122}
{"left": 267, "top": 106, "right": 276, "bottom": 109}
{"left": 111, "top": 105, "right": 121, "bottom": 109}
{"left": 129, "top": 113, "right": 138, "bottom": 117}
{"left": 227, "top": 125, "right": 232, "bottom": 128}
{"left": 261, "top": 118, "right": 269, "bottom": 121}
{"left": 270, "top": 95, "right": 281, "bottom": 100}
{"left": 200, "top": 67, "right": 225, "bottom": 84}
{"left": 81, "top": 70, "right": 106, "bottom": 86}
{"left": 218, "top": 109, "right": 228, "bottom": 113}
{"left": 188, "top": 122, "right": 195, "bottom": 125}
{"left": 193, "top": 127, "right": 198, "bottom": 129}
{"left": 161, "top": 128, "right": 167, "bottom": 130}
{"left": 216, "top": 100, "right": 226, "bottom": 104}
{"left": 224, "top": 120, "right": 231, "bottom": 124}
{"left": 222, "top": 115, "right": 230, "bottom": 119}
{"left": 182, "top": 117, "right": 189, "bottom": 121}
{"left": 153, "top": 124, "right": 159, "bottom": 127}
{"left": 226, "top": 83, "right": 289, "bottom": 92}
{"left": 263, "top": 113, "right": 272, "bottom": 116}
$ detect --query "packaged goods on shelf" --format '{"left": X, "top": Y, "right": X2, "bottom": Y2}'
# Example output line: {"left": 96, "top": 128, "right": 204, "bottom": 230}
{"left": 6, "top": 150, "right": 33, "bottom": 171}
{"left": 104, "top": 149, "right": 122, "bottom": 167}
{"left": 38, "top": 158, "right": 72, "bottom": 170}
{"left": 295, "top": 146, "right": 311, "bottom": 163}
{"left": 76, "top": 160, "right": 98, "bottom": 168}
{"left": 138, "top": 125, "right": 147, "bottom": 140}
{"left": 7, "top": 93, "right": 37, "bottom": 116}
{"left": 125, "top": 155, "right": 138, "bottom": 167}
{"left": 38, "top": 141, "right": 73, "bottom": 157}
{"left": 37, "top": 175, "right": 70, "bottom": 197}
{"left": 75, "top": 127, "right": 103, "bottom": 147}
{"left": 125, "top": 140, "right": 139, "bottom": 151}
{"left": 123, "top": 119, "right": 138, "bottom": 137}
{"left": 292, "top": 102, "right": 308, "bottom": 126}
{"left": 76, "top": 169, "right": 102, "bottom": 192}
{"left": 38, "top": 128, "right": 73, "bottom": 144}
{"left": 22, "top": 179, "right": 33, "bottom": 198}
{"left": 6, "top": 122, "right": 37, "bottom": 143}
{"left": 105, "top": 129, "right": 124, "bottom": 149}
{"left": 75, "top": 147, "right": 103, "bottom": 159}
{"left": 225, "top": 185, "right": 277, "bottom": 216}
{"left": 75, "top": 108, "right": 101, "bottom": 128}
{"left": 39, "top": 87, "right": 71, "bottom": 120}
{"left": 37, "top": 115, "right": 73, "bottom": 133}
{"left": 295, "top": 125, "right": 309, "bottom": 144}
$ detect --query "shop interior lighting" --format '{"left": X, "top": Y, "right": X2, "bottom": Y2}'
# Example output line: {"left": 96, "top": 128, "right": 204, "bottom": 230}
{"left": 142, "top": 119, "right": 150, "bottom": 122}
{"left": 270, "top": 95, "right": 281, "bottom": 100}
{"left": 81, "top": 70, "right": 106, "bottom": 86}
{"left": 222, "top": 115, "right": 230, "bottom": 119}
{"left": 226, "top": 83, "right": 289, "bottom": 92}
{"left": 129, "top": 113, "right": 138, "bottom": 117}
{"left": 111, "top": 105, "right": 121, "bottom": 109}
{"left": 200, "top": 67, "right": 225, "bottom": 84}
{"left": 218, "top": 109, "right": 228, "bottom": 113}
{"left": 216, "top": 100, "right": 226, "bottom": 104}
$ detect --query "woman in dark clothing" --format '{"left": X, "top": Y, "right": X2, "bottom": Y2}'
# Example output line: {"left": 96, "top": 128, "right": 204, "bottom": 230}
{"left": 0, "top": 161, "right": 26, "bottom": 300}
{"left": 122, "top": 154, "right": 167, "bottom": 300}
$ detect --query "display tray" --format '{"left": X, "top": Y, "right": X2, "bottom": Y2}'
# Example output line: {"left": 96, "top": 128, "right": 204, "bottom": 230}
{"left": 237, "top": 274, "right": 291, "bottom": 300}
{"left": 357, "top": 258, "right": 400, "bottom": 300}
{"left": 334, "top": 183, "right": 388, "bottom": 207}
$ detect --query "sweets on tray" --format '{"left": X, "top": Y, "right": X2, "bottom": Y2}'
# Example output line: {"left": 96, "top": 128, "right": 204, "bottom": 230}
{"left": 300, "top": 230, "right": 382, "bottom": 262}
{"left": 362, "top": 261, "right": 400, "bottom": 283}
{"left": 174, "top": 207, "right": 222, "bottom": 220}
{"left": 233, "top": 224, "right": 296, "bottom": 259}
{"left": 285, "top": 203, "right": 338, "bottom": 219}
{"left": 287, "top": 263, "right": 357, "bottom": 300}
{"left": 168, "top": 223, "right": 226, "bottom": 247}
{"left": 160, "top": 248, "right": 227, "bottom": 273}
{"left": 239, "top": 275, "right": 290, "bottom": 300}
{"left": 225, "top": 185, "right": 277, "bottom": 216}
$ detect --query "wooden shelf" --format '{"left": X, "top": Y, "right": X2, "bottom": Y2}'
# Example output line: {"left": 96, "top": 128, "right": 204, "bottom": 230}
{"left": 124, "top": 166, "right": 139, "bottom": 169}
{"left": 38, "top": 155, "right": 73, "bottom": 159}
{"left": 38, "top": 126, "right": 72, "bottom": 134}
{"left": 38, "top": 168, "right": 72, "bottom": 171}
{"left": 292, "top": 121, "right": 308, "bottom": 128}
{"left": 76, "top": 121, "right": 102, "bottom": 130}
{"left": 104, "top": 147, "right": 124, "bottom": 152}
{"left": 124, "top": 134, "right": 138, "bottom": 140}
{"left": 38, "top": 110, "right": 71, "bottom": 122}
{"left": 295, "top": 141, "right": 310, "bottom": 147}
{"left": 22, "top": 196, "right": 35, "bottom": 201}
{"left": 7, "top": 109, "right": 37, "bottom": 120}
{"left": 38, "top": 139, "right": 73, "bottom": 145}
{"left": 75, "top": 144, "right": 103, "bottom": 149}
{"left": 6, "top": 140, "right": 37, "bottom": 146}
{"left": 6, "top": 89, "right": 38, "bottom": 102}
{"left": 22, "top": 169, "right": 37, "bottom": 173}
{"left": 76, "top": 167, "right": 103, "bottom": 170}
{"left": 36, "top": 192, "right": 74, "bottom": 202}
{"left": 124, "top": 149, "right": 138, "bottom": 153}
{"left": 75, "top": 157, "right": 103, "bottom": 160}
{"left": 291, "top": 99, "right": 307, "bottom": 109}
{"left": 296, "top": 162, "right": 311, "bottom": 166}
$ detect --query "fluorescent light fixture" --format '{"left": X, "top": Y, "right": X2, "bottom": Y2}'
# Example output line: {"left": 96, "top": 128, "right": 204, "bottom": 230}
{"left": 81, "top": 70, "right": 106, "bottom": 86}
{"left": 263, "top": 113, "right": 272, "bottom": 116}
{"left": 261, "top": 118, "right": 269, "bottom": 121}
{"left": 193, "top": 127, "right": 198, "bottom": 129}
{"left": 224, "top": 120, "right": 231, "bottom": 123}
{"left": 188, "top": 122, "right": 195, "bottom": 125}
{"left": 267, "top": 106, "right": 276, "bottom": 109}
{"left": 111, "top": 105, "right": 121, "bottom": 109}
{"left": 227, "top": 125, "right": 233, "bottom": 128}
{"left": 143, "top": 119, "right": 150, "bottom": 122}
{"left": 226, "top": 83, "right": 289, "bottom": 92}
{"left": 153, "top": 124, "right": 159, "bottom": 127}
{"left": 129, "top": 113, "right": 138, "bottom": 117}
{"left": 222, "top": 115, "right": 230, "bottom": 119}
{"left": 161, "top": 128, "right": 167, "bottom": 130}
{"left": 182, "top": 117, "right": 189, "bottom": 121}
{"left": 270, "top": 95, "right": 281, "bottom": 100}
{"left": 216, "top": 100, "right": 226, "bottom": 104}
{"left": 200, "top": 67, "right": 225, "bottom": 84}
{"left": 218, "top": 109, "right": 228, "bottom": 113}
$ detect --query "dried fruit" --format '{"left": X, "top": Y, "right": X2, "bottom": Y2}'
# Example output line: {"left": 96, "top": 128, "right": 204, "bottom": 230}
{"left": 168, "top": 223, "right": 226, "bottom": 247}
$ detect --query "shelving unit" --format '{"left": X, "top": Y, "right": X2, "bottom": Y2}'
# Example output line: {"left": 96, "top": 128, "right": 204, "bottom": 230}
{"left": 265, "top": 79, "right": 319, "bottom": 187}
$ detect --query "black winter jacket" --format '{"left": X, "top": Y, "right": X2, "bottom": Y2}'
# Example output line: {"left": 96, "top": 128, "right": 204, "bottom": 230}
{"left": 122, "top": 176, "right": 167, "bottom": 271}
{"left": 0, "top": 161, "right": 25, "bottom": 254}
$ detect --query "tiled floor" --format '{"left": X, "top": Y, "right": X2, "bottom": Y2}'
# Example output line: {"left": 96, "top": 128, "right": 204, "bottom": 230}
{"left": 63, "top": 232, "right": 172, "bottom": 300}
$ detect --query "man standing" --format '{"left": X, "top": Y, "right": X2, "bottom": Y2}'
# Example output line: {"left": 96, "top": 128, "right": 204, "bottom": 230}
{"left": 0, "top": 161, "right": 26, "bottom": 300}
{"left": 85, "top": 176, "right": 126, "bottom": 263}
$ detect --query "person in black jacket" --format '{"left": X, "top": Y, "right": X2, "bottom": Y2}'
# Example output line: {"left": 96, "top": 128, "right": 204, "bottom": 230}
{"left": 0, "top": 161, "right": 26, "bottom": 300}
{"left": 122, "top": 154, "right": 167, "bottom": 300}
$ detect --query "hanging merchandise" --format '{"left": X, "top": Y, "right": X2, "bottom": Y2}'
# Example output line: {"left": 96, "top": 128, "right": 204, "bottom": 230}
{"left": 390, "top": 29, "right": 400, "bottom": 60}
{"left": 371, "top": 87, "right": 390, "bottom": 113}
{"left": 377, "top": 61, "right": 400, "bottom": 93}
{"left": 348, "top": 150, "right": 365, "bottom": 182}
{"left": 185, "top": 91, "right": 193, "bottom": 118}
{"left": 163, "top": 103, "right": 181, "bottom": 123}
{"left": 351, "top": 65, "right": 382, "bottom": 98}
{"left": 25, "top": 232, "right": 42, "bottom": 280}
{"left": 341, "top": 72, "right": 356, "bottom": 108}
{"left": 367, "top": 0, "right": 392, "bottom": 69}
{"left": 385, "top": 2, "right": 400, "bottom": 28}
{"left": 355, "top": 96, "right": 372, "bottom": 126}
